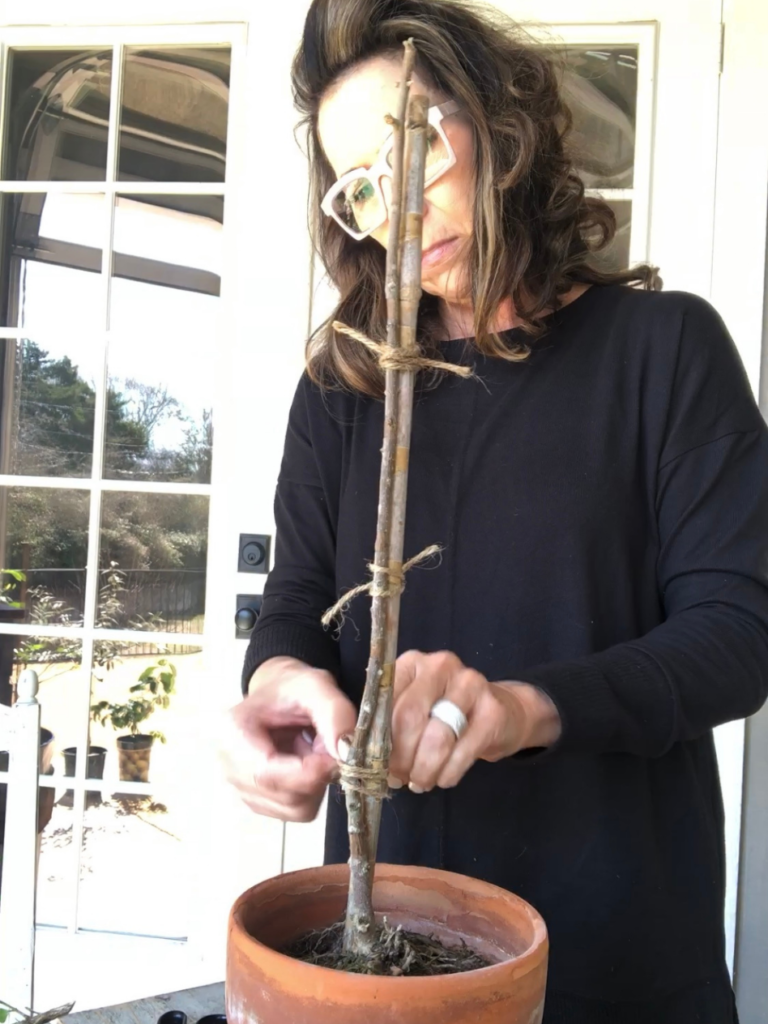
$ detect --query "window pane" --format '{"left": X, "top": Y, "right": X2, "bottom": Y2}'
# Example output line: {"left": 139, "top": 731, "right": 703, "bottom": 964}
{"left": 118, "top": 47, "right": 230, "bottom": 184}
{"left": 0, "top": 336, "right": 101, "bottom": 477}
{"left": 98, "top": 494, "right": 208, "bottom": 633}
{"left": 592, "top": 199, "right": 632, "bottom": 273}
{"left": 105, "top": 335, "right": 214, "bottom": 484}
{"left": 0, "top": 486, "right": 89, "bottom": 625}
{"left": 0, "top": 193, "right": 105, "bottom": 330}
{"left": 109, "top": 194, "right": 223, "bottom": 336}
{"left": 563, "top": 46, "right": 637, "bottom": 189}
{"left": 2, "top": 639, "right": 86, "bottom": 928}
{"left": 3, "top": 49, "right": 112, "bottom": 181}
{"left": 83, "top": 642, "right": 202, "bottom": 937}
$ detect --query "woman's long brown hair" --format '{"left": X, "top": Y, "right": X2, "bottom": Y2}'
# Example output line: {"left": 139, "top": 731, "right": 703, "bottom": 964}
{"left": 293, "top": 0, "right": 659, "bottom": 397}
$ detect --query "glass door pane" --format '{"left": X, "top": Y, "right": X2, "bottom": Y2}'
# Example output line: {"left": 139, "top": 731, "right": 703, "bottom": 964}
{"left": 0, "top": 35, "right": 227, "bottom": 972}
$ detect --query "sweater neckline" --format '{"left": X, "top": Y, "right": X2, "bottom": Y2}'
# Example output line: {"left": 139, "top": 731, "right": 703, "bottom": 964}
{"left": 437, "top": 282, "right": 602, "bottom": 347}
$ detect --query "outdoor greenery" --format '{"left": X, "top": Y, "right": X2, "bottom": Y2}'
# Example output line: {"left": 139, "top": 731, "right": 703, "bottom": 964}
{"left": 12, "top": 564, "right": 168, "bottom": 680}
{"left": 0, "top": 569, "right": 24, "bottom": 609}
{"left": 16, "top": 339, "right": 212, "bottom": 482}
{"left": 0, "top": 340, "right": 210, "bottom": 633}
{"left": 90, "top": 658, "right": 177, "bottom": 742}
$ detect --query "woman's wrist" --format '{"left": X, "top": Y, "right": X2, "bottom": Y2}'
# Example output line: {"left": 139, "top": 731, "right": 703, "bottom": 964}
{"left": 495, "top": 681, "right": 562, "bottom": 752}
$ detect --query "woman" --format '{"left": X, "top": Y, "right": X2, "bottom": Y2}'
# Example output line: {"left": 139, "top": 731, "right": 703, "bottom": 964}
{"left": 222, "top": 1, "right": 768, "bottom": 1020}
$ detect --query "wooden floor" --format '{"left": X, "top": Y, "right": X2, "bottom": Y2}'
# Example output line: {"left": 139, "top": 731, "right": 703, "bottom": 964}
{"left": 66, "top": 983, "right": 225, "bottom": 1024}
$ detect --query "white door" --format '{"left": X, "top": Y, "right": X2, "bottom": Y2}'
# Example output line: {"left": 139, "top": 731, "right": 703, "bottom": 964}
{"left": 0, "top": 0, "right": 757, "bottom": 1012}
{"left": 0, "top": 16, "right": 289, "bottom": 1010}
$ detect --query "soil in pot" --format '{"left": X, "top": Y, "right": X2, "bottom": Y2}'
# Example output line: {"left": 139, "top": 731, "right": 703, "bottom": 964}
{"left": 227, "top": 863, "right": 548, "bottom": 1024}
{"left": 286, "top": 918, "right": 491, "bottom": 975}
{"left": 117, "top": 734, "right": 153, "bottom": 782}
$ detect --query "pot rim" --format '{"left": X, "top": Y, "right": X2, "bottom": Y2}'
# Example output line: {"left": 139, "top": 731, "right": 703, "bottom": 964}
{"left": 116, "top": 734, "right": 154, "bottom": 746}
{"left": 229, "top": 862, "right": 548, "bottom": 989}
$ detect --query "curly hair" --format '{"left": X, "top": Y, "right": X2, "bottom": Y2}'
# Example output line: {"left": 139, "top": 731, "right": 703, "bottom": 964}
{"left": 293, "top": 0, "right": 659, "bottom": 396}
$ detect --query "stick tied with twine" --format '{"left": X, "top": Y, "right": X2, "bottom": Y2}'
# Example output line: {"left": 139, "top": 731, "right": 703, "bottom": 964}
{"left": 332, "top": 321, "right": 473, "bottom": 379}
{"left": 322, "top": 544, "right": 442, "bottom": 629}
{"left": 338, "top": 761, "right": 390, "bottom": 799}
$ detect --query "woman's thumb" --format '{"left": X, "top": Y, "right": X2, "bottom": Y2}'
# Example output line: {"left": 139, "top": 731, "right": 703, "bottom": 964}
{"left": 306, "top": 679, "right": 357, "bottom": 761}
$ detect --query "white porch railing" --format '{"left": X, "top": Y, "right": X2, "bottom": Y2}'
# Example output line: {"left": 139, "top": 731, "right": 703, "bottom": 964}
{"left": 0, "top": 670, "right": 42, "bottom": 1011}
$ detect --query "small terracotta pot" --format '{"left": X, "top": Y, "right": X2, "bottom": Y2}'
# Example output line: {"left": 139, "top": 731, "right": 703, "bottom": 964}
{"left": 227, "top": 863, "right": 548, "bottom": 1024}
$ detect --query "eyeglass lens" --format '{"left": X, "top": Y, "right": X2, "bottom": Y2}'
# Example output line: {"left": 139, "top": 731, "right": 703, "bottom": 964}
{"left": 332, "top": 124, "right": 450, "bottom": 235}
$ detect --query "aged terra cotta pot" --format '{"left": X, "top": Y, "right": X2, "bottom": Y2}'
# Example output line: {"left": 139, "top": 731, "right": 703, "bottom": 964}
{"left": 227, "top": 863, "right": 548, "bottom": 1024}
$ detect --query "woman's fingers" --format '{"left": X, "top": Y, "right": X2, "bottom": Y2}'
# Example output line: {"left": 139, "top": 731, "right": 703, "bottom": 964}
{"left": 391, "top": 651, "right": 489, "bottom": 788}
{"left": 436, "top": 691, "right": 508, "bottom": 788}
{"left": 222, "top": 659, "right": 356, "bottom": 821}
{"left": 390, "top": 651, "right": 529, "bottom": 793}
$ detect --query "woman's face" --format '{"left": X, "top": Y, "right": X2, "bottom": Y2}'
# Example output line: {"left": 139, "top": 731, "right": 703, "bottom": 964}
{"left": 318, "top": 56, "right": 476, "bottom": 304}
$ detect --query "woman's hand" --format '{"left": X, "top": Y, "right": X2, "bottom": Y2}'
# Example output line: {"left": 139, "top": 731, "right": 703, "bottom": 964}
{"left": 221, "top": 656, "right": 357, "bottom": 822}
{"left": 390, "top": 650, "right": 561, "bottom": 793}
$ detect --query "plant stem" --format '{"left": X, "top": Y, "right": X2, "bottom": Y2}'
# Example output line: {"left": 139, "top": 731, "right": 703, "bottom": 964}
{"left": 364, "top": 91, "right": 429, "bottom": 865}
{"left": 341, "top": 43, "right": 428, "bottom": 953}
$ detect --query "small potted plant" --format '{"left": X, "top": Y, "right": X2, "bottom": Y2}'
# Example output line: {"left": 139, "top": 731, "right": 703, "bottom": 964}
{"left": 90, "top": 659, "right": 176, "bottom": 783}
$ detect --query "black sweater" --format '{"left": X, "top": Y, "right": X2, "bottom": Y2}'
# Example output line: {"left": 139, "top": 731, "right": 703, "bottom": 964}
{"left": 243, "top": 284, "right": 768, "bottom": 1023}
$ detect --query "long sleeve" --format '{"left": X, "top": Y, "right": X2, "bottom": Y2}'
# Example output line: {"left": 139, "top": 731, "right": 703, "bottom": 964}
{"left": 241, "top": 376, "right": 341, "bottom": 692}
{"left": 522, "top": 296, "right": 768, "bottom": 756}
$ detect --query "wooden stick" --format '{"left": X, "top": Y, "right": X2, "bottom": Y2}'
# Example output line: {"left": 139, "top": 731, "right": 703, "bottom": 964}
{"left": 342, "top": 39, "right": 417, "bottom": 955}
{"left": 364, "top": 92, "right": 429, "bottom": 864}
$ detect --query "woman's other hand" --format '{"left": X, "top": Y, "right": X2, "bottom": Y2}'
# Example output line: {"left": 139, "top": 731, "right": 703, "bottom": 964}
{"left": 221, "top": 657, "right": 357, "bottom": 822}
{"left": 390, "top": 650, "right": 562, "bottom": 793}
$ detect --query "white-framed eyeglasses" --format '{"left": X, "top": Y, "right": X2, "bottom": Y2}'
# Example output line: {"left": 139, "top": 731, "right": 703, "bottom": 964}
{"left": 321, "top": 100, "right": 461, "bottom": 241}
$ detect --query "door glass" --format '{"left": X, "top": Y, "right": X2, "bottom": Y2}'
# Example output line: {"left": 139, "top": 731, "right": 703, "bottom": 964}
{"left": 0, "top": 486, "right": 89, "bottom": 625}
{"left": 98, "top": 495, "right": 209, "bottom": 633}
{"left": 0, "top": 30, "right": 226, "bottom": 957}
{"left": 105, "top": 333, "right": 214, "bottom": 484}
{"left": 563, "top": 46, "right": 638, "bottom": 189}
{"left": 83, "top": 642, "right": 202, "bottom": 937}
{"left": 21, "top": 639, "right": 86, "bottom": 928}
{"left": 3, "top": 49, "right": 112, "bottom": 181}
{"left": 109, "top": 193, "right": 223, "bottom": 335}
{"left": 593, "top": 199, "right": 632, "bottom": 273}
{"left": 0, "top": 335, "right": 100, "bottom": 477}
{"left": 0, "top": 192, "right": 105, "bottom": 330}
{"left": 118, "top": 47, "right": 231, "bottom": 183}
{"left": 561, "top": 44, "right": 639, "bottom": 268}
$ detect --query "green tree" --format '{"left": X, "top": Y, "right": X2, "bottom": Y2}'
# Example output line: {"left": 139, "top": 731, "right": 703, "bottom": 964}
{"left": 15, "top": 340, "right": 150, "bottom": 477}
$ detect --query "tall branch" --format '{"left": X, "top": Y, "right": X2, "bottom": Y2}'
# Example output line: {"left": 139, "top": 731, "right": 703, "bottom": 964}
{"left": 364, "top": 91, "right": 429, "bottom": 864}
{"left": 341, "top": 39, "right": 424, "bottom": 955}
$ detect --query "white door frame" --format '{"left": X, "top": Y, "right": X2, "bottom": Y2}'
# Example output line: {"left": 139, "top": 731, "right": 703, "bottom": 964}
{"left": 715, "top": 1, "right": 768, "bottom": 1019}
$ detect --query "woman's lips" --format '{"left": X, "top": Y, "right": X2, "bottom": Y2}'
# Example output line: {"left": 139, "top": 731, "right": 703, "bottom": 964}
{"left": 422, "top": 236, "right": 459, "bottom": 269}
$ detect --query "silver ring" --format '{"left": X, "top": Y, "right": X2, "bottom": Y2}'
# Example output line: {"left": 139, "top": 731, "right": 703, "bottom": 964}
{"left": 429, "top": 699, "right": 468, "bottom": 740}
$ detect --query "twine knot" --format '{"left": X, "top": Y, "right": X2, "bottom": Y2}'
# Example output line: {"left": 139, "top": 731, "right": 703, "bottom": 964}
{"left": 322, "top": 544, "right": 442, "bottom": 629}
{"left": 337, "top": 760, "right": 390, "bottom": 799}
{"left": 332, "top": 322, "right": 473, "bottom": 379}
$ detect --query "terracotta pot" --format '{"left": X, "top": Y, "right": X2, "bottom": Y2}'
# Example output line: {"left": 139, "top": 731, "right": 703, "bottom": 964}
{"left": 227, "top": 863, "right": 548, "bottom": 1024}
{"left": 117, "top": 734, "right": 154, "bottom": 782}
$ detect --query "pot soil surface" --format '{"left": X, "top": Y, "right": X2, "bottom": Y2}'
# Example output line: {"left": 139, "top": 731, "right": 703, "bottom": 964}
{"left": 286, "top": 918, "right": 491, "bottom": 976}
